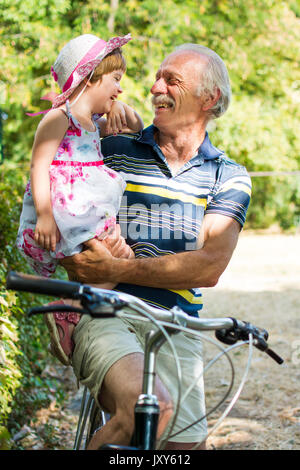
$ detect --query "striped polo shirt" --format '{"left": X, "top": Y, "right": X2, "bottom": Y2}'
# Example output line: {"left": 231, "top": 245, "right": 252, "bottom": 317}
{"left": 102, "top": 125, "right": 251, "bottom": 317}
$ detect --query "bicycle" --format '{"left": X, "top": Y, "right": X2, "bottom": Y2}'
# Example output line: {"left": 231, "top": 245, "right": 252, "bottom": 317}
{"left": 6, "top": 271, "right": 284, "bottom": 451}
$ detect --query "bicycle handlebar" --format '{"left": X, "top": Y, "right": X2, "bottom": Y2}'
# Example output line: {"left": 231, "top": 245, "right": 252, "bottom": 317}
{"left": 6, "top": 271, "right": 82, "bottom": 298}
{"left": 5, "top": 272, "right": 238, "bottom": 327}
{"left": 6, "top": 271, "right": 284, "bottom": 364}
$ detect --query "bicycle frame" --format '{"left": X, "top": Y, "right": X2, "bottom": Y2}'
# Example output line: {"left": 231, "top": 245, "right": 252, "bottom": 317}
{"left": 6, "top": 271, "right": 284, "bottom": 451}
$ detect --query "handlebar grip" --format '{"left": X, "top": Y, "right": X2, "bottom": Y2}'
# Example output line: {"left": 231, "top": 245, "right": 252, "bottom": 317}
{"left": 6, "top": 271, "right": 82, "bottom": 298}
{"left": 266, "top": 348, "right": 284, "bottom": 365}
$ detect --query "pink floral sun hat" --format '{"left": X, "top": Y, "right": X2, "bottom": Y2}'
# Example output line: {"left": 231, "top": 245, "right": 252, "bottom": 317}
{"left": 50, "top": 33, "right": 131, "bottom": 108}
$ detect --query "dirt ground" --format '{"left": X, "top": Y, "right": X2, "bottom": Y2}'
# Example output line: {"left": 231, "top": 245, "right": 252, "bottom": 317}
{"left": 13, "top": 232, "right": 300, "bottom": 450}
{"left": 202, "top": 231, "right": 300, "bottom": 450}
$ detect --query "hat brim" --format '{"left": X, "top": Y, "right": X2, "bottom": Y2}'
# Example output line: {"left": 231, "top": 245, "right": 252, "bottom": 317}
{"left": 52, "top": 33, "right": 131, "bottom": 108}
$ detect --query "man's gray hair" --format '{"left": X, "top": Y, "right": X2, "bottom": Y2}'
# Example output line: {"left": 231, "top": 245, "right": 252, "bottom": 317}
{"left": 174, "top": 44, "right": 231, "bottom": 119}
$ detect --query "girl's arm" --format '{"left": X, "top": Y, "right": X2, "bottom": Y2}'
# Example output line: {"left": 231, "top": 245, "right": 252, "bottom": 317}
{"left": 97, "top": 101, "right": 144, "bottom": 136}
{"left": 31, "top": 109, "right": 69, "bottom": 252}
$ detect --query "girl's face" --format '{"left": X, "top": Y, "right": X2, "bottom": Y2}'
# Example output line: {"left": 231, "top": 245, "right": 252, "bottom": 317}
{"left": 91, "top": 69, "right": 124, "bottom": 114}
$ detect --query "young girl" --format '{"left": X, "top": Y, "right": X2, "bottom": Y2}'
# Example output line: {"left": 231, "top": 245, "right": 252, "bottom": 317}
{"left": 17, "top": 33, "right": 143, "bottom": 365}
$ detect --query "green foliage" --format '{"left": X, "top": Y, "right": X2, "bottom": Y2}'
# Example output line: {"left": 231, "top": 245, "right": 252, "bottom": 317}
{"left": 0, "top": 165, "right": 63, "bottom": 444}
{"left": 0, "top": 425, "right": 12, "bottom": 450}
{"left": 211, "top": 94, "right": 300, "bottom": 229}
{"left": 1, "top": 0, "right": 299, "bottom": 228}
{"left": 0, "top": 166, "right": 26, "bottom": 427}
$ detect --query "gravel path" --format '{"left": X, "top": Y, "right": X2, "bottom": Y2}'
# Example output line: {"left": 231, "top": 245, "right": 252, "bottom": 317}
{"left": 202, "top": 232, "right": 300, "bottom": 450}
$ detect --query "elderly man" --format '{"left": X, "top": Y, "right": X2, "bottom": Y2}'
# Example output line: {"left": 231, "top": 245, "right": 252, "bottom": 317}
{"left": 62, "top": 44, "right": 251, "bottom": 450}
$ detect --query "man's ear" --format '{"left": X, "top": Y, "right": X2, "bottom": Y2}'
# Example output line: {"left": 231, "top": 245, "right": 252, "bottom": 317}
{"left": 202, "top": 88, "right": 221, "bottom": 111}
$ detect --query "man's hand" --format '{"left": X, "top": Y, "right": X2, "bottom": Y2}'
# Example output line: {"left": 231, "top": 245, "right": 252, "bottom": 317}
{"left": 61, "top": 238, "right": 114, "bottom": 283}
{"left": 101, "top": 224, "right": 134, "bottom": 259}
{"left": 60, "top": 225, "right": 134, "bottom": 283}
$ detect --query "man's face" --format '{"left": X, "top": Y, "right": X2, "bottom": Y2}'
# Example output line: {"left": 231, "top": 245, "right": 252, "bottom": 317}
{"left": 150, "top": 51, "right": 208, "bottom": 129}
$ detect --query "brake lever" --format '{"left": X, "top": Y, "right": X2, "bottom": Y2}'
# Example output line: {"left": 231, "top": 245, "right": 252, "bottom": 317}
{"left": 28, "top": 304, "right": 85, "bottom": 317}
{"left": 242, "top": 323, "right": 284, "bottom": 364}
{"left": 80, "top": 292, "right": 127, "bottom": 317}
{"left": 27, "top": 291, "right": 128, "bottom": 318}
{"left": 215, "top": 319, "right": 284, "bottom": 365}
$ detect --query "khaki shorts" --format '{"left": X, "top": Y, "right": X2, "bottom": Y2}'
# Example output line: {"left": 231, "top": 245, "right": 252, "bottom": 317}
{"left": 72, "top": 310, "right": 207, "bottom": 444}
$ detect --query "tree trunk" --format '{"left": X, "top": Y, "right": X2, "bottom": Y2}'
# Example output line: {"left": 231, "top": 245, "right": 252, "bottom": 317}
{"left": 107, "top": 0, "right": 119, "bottom": 33}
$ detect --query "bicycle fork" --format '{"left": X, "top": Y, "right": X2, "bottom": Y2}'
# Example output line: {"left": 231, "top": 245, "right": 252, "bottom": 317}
{"left": 130, "top": 329, "right": 167, "bottom": 450}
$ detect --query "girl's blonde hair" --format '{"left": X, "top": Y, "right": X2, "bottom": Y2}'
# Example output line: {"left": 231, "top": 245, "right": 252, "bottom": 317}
{"left": 90, "top": 48, "right": 126, "bottom": 83}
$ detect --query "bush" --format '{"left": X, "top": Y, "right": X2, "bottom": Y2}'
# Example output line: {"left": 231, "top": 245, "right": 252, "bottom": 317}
{"left": 0, "top": 166, "right": 26, "bottom": 426}
{"left": 0, "top": 164, "right": 64, "bottom": 449}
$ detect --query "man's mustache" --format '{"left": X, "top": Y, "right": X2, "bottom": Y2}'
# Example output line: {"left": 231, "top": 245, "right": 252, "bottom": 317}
{"left": 151, "top": 94, "right": 175, "bottom": 108}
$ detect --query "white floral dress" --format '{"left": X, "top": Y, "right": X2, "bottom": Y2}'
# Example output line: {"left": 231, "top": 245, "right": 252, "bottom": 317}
{"left": 17, "top": 102, "right": 126, "bottom": 277}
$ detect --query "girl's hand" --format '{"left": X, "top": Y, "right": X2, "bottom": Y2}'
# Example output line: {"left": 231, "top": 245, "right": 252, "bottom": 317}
{"left": 106, "top": 101, "right": 128, "bottom": 135}
{"left": 100, "top": 224, "right": 134, "bottom": 259}
{"left": 34, "top": 214, "right": 61, "bottom": 252}
{"left": 96, "top": 101, "right": 143, "bottom": 136}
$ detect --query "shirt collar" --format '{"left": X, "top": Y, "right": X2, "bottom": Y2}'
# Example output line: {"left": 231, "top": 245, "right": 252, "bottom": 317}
{"left": 138, "top": 125, "right": 224, "bottom": 162}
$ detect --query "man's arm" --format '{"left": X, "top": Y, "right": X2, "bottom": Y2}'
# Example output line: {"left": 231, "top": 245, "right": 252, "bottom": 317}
{"left": 61, "top": 214, "right": 240, "bottom": 289}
